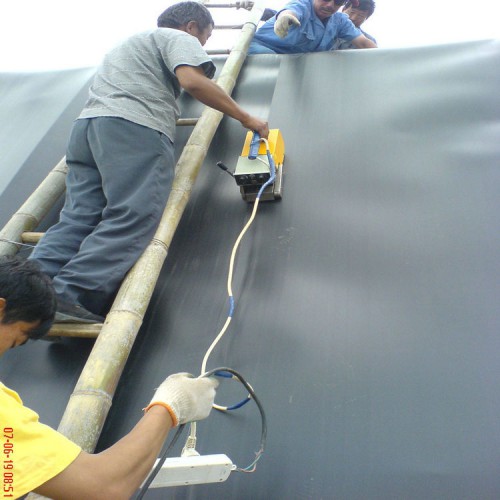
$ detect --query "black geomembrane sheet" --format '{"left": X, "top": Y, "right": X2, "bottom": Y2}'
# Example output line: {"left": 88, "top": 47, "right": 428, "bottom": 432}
{"left": 1, "top": 41, "right": 499, "bottom": 498}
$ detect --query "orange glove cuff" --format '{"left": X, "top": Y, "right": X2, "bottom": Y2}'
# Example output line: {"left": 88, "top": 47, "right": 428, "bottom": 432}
{"left": 144, "top": 402, "right": 179, "bottom": 427}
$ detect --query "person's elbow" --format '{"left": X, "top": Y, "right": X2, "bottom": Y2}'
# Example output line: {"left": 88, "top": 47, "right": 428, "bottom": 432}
{"left": 352, "top": 35, "right": 377, "bottom": 49}
{"left": 179, "top": 77, "right": 205, "bottom": 96}
{"left": 175, "top": 65, "right": 207, "bottom": 95}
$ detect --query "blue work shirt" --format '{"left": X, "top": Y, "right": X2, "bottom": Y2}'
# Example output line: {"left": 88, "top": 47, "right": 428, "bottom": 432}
{"left": 333, "top": 28, "right": 376, "bottom": 50}
{"left": 249, "top": 0, "right": 361, "bottom": 54}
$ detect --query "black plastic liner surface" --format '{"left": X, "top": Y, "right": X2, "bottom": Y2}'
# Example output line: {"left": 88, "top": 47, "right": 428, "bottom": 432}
{"left": 1, "top": 41, "right": 499, "bottom": 499}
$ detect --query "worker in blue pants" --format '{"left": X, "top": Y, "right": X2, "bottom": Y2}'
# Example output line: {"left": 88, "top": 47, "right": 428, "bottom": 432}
{"left": 31, "top": 118, "right": 175, "bottom": 321}
{"left": 30, "top": 1, "right": 269, "bottom": 322}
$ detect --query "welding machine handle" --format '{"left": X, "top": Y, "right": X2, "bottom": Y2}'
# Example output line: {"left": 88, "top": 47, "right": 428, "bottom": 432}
{"left": 248, "top": 132, "right": 260, "bottom": 160}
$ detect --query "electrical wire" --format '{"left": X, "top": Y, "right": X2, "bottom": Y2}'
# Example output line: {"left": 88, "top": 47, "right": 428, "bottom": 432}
{"left": 0, "top": 238, "right": 36, "bottom": 248}
{"left": 134, "top": 367, "right": 267, "bottom": 496}
{"left": 201, "top": 137, "right": 275, "bottom": 375}
{"left": 136, "top": 137, "right": 274, "bottom": 496}
{"left": 133, "top": 423, "right": 186, "bottom": 500}
{"left": 183, "top": 137, "right": 275, "bottom": 467}
{"left": 204, "top": 367, "right": 267, "bottom": 473}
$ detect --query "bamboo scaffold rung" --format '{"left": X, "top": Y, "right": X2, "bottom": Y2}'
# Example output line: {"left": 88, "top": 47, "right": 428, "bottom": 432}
{"left": 22, "top": 231, "right": 44, "bottom": 244}
{"left": 48, "top": 323, "right": 103, "bottom": 339}
{"left": 205, "top": 2, "right": 250, "bottom": 8}
{"left": 207, "top": 49, "right": 232, "bottom": 55}
{"left": 215, "top": 24, "right": 244, "bottom": 29}
{"left": 176, "top": 118, "right": 199, "bottom": 126}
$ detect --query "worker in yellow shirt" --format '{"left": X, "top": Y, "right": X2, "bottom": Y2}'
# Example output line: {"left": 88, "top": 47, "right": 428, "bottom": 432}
{"left": 0, "top": 256, "right": 218, "bottom": 499}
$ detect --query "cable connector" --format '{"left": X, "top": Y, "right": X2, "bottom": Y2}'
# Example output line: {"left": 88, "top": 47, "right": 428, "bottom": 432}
{"left": 216, "top": 161, "right": 234, "bottom": 177}
{"left": 181, "top": 434, "right": 200, "bottom": 457}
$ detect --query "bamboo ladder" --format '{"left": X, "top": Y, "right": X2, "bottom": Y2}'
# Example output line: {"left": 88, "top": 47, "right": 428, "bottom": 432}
{"left": 0, "top": 3, "right": 266, "bottom": 497}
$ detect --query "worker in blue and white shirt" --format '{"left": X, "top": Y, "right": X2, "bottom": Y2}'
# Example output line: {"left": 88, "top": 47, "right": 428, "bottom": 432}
{"left": 333, "top": 0, "right": 377, "bottom": 50}
{"left": 248, "top": 0, "right": 377, "bottom": 54}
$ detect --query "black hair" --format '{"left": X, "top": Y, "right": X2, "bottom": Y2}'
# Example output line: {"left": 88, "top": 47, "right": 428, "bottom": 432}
{"left": 345, "top": 0, "right": 376, "bottom": 17}
{"left": 0, "top": 256, "right": 56, "bottom": 339}
{"left": 157, "top": 1, "right": 214, "bottom": 30}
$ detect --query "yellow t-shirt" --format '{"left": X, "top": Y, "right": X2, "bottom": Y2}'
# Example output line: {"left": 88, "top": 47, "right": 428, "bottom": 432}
{"left": 0, "top": 382, "right": 81, "bottom": 499}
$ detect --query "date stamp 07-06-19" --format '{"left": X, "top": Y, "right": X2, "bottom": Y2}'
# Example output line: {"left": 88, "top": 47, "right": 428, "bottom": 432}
{"left": 3, "top": 427, "right": 14, "bottom": 498}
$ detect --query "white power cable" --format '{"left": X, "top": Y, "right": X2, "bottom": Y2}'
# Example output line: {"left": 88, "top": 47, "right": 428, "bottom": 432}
{"left": 182, "top": 138, "right": 271, "bottom": 457}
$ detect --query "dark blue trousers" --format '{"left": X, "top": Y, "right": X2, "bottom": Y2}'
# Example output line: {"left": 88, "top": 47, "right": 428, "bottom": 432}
{"left": 30, "top": 117, "right": 175, "bottom": 315}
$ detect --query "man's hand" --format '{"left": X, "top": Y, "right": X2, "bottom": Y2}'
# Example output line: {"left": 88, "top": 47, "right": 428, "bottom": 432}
{"left": 274, "top": 11, "right": 300, "bottom": 38}
{"left": 146, "top": 373, "right": 219, "bottom": 426}
{"left": 241, "top": 116, "right": 269, "bottom": 139}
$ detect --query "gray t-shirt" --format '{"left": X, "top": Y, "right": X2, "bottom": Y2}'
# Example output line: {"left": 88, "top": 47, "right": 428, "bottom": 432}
{"left": 79, "top": 28, "right": 216, "bottom": 141}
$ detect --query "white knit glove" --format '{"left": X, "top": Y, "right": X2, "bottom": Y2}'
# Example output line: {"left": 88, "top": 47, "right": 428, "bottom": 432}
{"left": 145, "top": 373, "right": 219, "bottom": 426}
{"left": 274, "top": 12, "right": 300, "bottom": 38}
{"left": 236, "top": 0, "right": 254, "bottom": 10}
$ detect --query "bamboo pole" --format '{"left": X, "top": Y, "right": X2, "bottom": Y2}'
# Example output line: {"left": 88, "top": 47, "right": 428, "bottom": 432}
{"left": 53, "top": 2, "right": 266, "bottom": 454}
{"left": 0, "top": 158, "right": 67, "bottom": 256}
{"left": 48, "top": 323, "right": 102, "bottom": 338}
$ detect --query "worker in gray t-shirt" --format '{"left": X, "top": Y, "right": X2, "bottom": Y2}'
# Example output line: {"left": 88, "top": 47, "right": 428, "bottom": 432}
{"left": 29, "top": 1, "right": 269, "bottom": 322}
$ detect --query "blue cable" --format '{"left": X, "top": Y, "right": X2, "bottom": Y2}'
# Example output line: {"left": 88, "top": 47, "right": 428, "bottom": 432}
{"left": 225, "top": 397, "right": 252, "bottom": 410}
{"left": 214, "top": 370, "right": 253, "bottom": 410}
{"left": 256, "top": 149, "right": 276, "bottom": 199}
